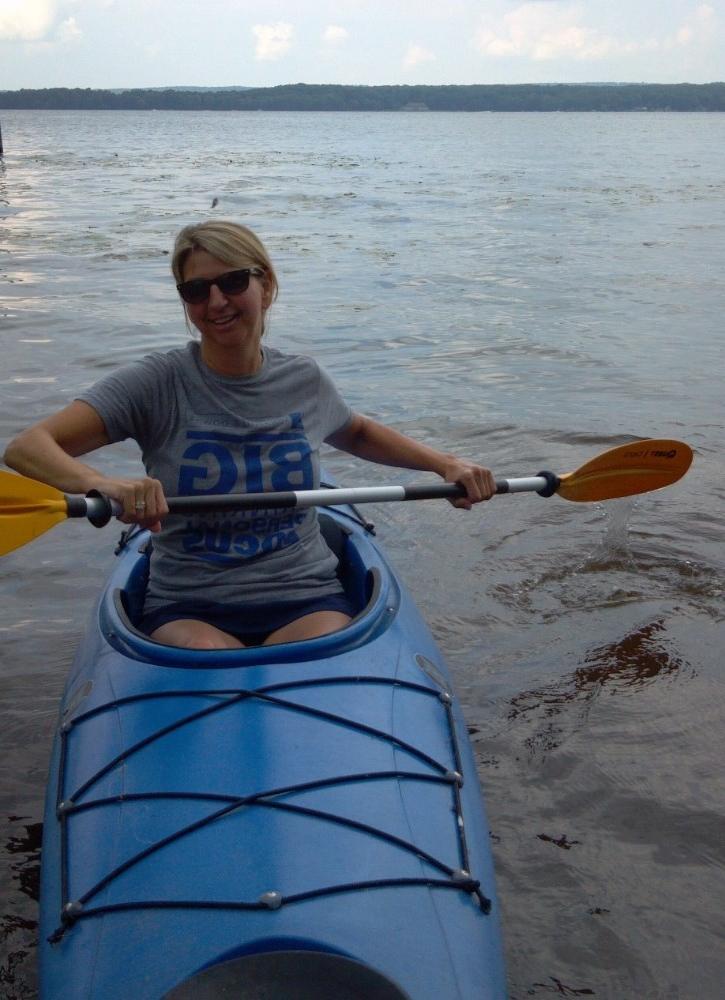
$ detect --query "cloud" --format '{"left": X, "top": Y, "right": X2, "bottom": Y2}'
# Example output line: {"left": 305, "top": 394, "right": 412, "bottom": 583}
{"left": 474, "top": 2, "right": 717, "bottom": 62}
{"left": 475, "top": 3, "right": 628, "bottom": 60}
{"left": 252, "top": 22, "right": 294, "bottom": 61}
{"left": 0, "top": 1, "right": 95, "bottom": 46}
{"left": 57, "top": 16, "right": 81, "bottom": 43}
{"left": 668, "top": 3, "right": 716, "bottom": 48}
{"left": 323, "top": 25, "right": 349, "bottom": 45}
{"left": 0, "top": 0, "right": 55, "bottom": 41}
{"left": 404, "top": 43, "right": 436, "bottom": 68}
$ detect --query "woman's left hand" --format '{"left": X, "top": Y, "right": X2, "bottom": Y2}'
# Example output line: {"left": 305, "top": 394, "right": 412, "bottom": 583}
{"left": 441, "top": 458, "right": 497, "bottom": 510}
{"left": 327, "top": 415, "right": 497, "bottom": 511}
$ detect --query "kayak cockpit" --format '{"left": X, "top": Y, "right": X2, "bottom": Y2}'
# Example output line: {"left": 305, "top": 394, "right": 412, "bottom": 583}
{"left": 99, "top": 510, "right": 401, "bottom": 666}
{"left": 164, "top": 948, "right": 411, "bottom": 999}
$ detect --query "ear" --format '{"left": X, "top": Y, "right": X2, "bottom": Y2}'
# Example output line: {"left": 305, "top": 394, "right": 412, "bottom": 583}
{"left": 260, "top": 271, "right": 275, "bottom": 311}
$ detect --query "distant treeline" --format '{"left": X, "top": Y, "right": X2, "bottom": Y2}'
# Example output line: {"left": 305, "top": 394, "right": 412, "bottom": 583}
{"left": 1, "top": 83, "right": 724, "bottom": 112}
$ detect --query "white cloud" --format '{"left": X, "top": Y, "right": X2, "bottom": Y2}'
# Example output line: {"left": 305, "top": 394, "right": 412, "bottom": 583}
{"left": 323, "top": 25, "right": 349, "bottom": 45}
{"left": 252, "top": 22, "right": 294, "bottom": 61}
{"left": 667, "top": 3, "right": 716, "bottom": 49}
{"left": 0, "top": 0, "right": 55, "bottom": 41}
{"left": 475, "top": 4, "right": 625, "bottom": 60}
{"left": 404, "top": 43, "right": 436, "bottom": 68}
{"left": 475, "top": 2, "right": 717, "bottom": 62}
{"left": 57, "top": 16, "right": 81, "bottom": 43}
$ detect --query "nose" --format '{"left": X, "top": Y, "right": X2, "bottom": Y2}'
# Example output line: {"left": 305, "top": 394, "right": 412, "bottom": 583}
{"left": 206, "top": 281, "right": 228, "bottom": 308}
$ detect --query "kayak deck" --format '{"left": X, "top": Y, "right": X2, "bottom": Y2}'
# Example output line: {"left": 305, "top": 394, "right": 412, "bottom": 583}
{"left": 39, "top": 509, "right": 506, "bottom": 999}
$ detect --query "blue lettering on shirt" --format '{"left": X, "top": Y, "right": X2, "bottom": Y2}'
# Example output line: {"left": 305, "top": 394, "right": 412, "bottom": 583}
{"left": 177, "top": 442, "right": 239, "bottom": 495}
{"left": 177, "top": 417, "right": 313, "bottom": 563}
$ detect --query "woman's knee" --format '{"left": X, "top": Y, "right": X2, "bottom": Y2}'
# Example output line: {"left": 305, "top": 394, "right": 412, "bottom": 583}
{"left": 150, "top": 619, "right": 244, "bottom": 650}
{"left": 264, "top": 611, "right": 351, "bottom": 646}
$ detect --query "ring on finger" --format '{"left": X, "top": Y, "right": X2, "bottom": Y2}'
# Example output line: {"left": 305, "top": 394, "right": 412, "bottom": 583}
{"left": 135, "top": 501, "right": 147, "bottom": 511}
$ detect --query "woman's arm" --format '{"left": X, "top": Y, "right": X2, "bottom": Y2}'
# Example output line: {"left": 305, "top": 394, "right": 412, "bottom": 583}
{"left": 327, "top": 413, "right": 495, "bottom": 510}
{"left": 3, "top": 401, "right": 168, "bottom": 530}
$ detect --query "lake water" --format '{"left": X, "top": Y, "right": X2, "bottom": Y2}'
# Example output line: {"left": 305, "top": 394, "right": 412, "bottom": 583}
{"left": 1, "top": 109, "right": 724, "bottom": 998}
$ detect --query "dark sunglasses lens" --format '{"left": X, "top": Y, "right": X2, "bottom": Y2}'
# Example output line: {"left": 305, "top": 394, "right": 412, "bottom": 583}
{"left": 217, "top": 270, "right": 251, "bottom": 295}
{"left": 178, "top": 279, "right": 210, "bottom": 304}
{"left": 177, "top": 270, "right": 253, "bottom": 303}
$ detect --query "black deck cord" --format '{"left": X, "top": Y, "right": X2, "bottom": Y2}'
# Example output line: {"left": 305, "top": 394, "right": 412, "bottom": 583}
{"left": 54, "top": 682, "right": 483, "bottom": 923}
{"left": 56, "top": 679, "right": 452, "bottom": 915}
{"left": 63, "top": 769, "right": 455, "bottom": 817}
{"left": 56, "top": 772, "right": 463, "bottom": 908}
{"left": 49, "top": 878, "right": 484, "bottom": 944}
{"left": 113, "top": 523, "right": 144, "bottom": 554}
{"left": 439, "top": 694, "right": 473, "bottom": 876}
{"left": 56, "top": 680, "right": 455, "bottom": 923}
{"left": 68, "top": 674, "right": 442, "bottom": 728}
{"left": 53, "top": 677, "right": 491, "bottom": 940}
{"left": 64, "top": 677, "right": 451, "bottom": 803}
{"left": 53, "top": 776, "right": 472, "bottom": 936}
{"left": 62, "top": 774, "right": 461, "bottom": 893}
{"left": 55, "top": 712, "right": 71, "bottom": 909}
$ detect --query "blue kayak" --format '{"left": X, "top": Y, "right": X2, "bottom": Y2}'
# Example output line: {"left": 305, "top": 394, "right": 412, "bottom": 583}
{"left": 39, "top": 503, "right": 506, "bottom": 999}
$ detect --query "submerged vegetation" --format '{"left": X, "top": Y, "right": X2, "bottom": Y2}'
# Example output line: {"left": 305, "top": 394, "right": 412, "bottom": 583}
{"left": 1, "top": 83, "right": 724, "bottom": 112}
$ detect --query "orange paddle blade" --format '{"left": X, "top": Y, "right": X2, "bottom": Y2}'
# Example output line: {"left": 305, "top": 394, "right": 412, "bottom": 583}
{"left": 557, "top": 439, "right": 693, "bottom": 503}
{"left": 0, "top": 471, "right": 69, "bottom": 555}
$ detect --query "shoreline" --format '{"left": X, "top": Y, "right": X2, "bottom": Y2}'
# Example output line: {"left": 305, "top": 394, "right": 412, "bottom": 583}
{"left": 1, "top": 82, "right": 724, "bottom": 113}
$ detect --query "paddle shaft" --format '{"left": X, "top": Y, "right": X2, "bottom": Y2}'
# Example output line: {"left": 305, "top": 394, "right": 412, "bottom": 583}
{"left": 75, "top": 475, "right": 557, "bottom": 524}
{"left": 0, "top": 440, "right": 692, "bottom": 557}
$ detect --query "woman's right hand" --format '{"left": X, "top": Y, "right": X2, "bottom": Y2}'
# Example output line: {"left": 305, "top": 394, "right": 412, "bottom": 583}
{"left": 92, "top": 476, "right": 169, "bottom": 533}
{"left": 4, "top": 404, "right": 169, "bottom": 533}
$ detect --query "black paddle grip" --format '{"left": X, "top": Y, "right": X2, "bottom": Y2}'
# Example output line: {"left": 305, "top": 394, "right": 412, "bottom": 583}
{"left": 536, "top": 471, "right": 560, "bottom": 498}
{"left": 85, "top": 490, "right": 114, "bottom": 528}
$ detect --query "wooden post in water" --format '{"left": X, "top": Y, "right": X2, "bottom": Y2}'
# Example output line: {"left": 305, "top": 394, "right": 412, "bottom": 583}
{"left": 0, "top": 121, "right": 4, "bottom": 158}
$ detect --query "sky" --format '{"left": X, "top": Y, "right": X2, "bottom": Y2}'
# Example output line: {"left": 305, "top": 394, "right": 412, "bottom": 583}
{"left": 0, "top": 0, "right": 723, "bottom": 90}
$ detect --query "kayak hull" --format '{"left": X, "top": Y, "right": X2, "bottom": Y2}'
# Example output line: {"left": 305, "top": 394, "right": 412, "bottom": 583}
{"left": 39, "top": 508, "right": 506, "bottom": 998}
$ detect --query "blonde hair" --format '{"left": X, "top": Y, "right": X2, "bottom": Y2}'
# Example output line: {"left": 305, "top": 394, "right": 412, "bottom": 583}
{"left": 171, "top": 220, "right": 279, "bottom": 302}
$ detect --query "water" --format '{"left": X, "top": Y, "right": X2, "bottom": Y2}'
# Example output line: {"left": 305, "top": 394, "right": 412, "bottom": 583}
{"left": 1, "top": 110, "right": 724, "bottom": 998}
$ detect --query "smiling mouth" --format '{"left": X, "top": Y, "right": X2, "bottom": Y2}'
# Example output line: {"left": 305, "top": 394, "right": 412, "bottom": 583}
{"left": 210, "top": 314, "right": 238, "bottom": 326}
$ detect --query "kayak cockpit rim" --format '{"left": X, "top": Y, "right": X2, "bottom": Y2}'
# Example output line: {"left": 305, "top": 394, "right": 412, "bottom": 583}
{"left": 99, "top": 513, "right": 398, "bottom": 667}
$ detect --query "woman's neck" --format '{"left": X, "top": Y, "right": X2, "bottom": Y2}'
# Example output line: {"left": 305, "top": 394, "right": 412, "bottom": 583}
{"left": 199, "top": 341, "right": 264, "bottom": 377}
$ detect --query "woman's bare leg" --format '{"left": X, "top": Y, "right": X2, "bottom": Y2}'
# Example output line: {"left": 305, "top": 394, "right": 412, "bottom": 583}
{"left": 150, "top": 611, "right": 351, "bottom": 649}
{"left": 150, "top": 618, "right": 245, "bottom": 650}
{"left": 263, "top": 611, "right": 351, "bottom": 646}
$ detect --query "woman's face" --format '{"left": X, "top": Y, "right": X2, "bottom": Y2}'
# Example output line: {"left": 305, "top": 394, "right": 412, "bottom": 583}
{"left": 181, "top": 249, "right": 272, "bottom": 356}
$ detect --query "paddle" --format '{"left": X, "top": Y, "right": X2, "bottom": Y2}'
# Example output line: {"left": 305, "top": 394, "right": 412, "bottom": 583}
{"left": 0, "top": 439, "right": 693, "bottom": 556}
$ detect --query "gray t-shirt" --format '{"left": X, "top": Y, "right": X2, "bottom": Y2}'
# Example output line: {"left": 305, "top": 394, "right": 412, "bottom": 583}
{"left": 77, "top": 342, "right": 352, "bottom": 612}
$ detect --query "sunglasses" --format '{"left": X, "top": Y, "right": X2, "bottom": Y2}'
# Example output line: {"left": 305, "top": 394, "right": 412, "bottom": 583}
{"left": 176, "top": 268, "right": 263, "bottom": 305}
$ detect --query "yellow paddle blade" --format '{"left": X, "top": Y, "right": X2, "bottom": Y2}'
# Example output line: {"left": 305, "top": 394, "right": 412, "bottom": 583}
{"left": 557, "top": 439, "right": 693, "bottom": 503}
{"left": 0, "top": 471, "right": 69, "bottom": 555}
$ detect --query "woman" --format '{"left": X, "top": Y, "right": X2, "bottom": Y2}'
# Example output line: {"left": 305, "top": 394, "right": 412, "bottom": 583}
{"left": 4, "top": 220, "right": 495, "bottom": 649}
